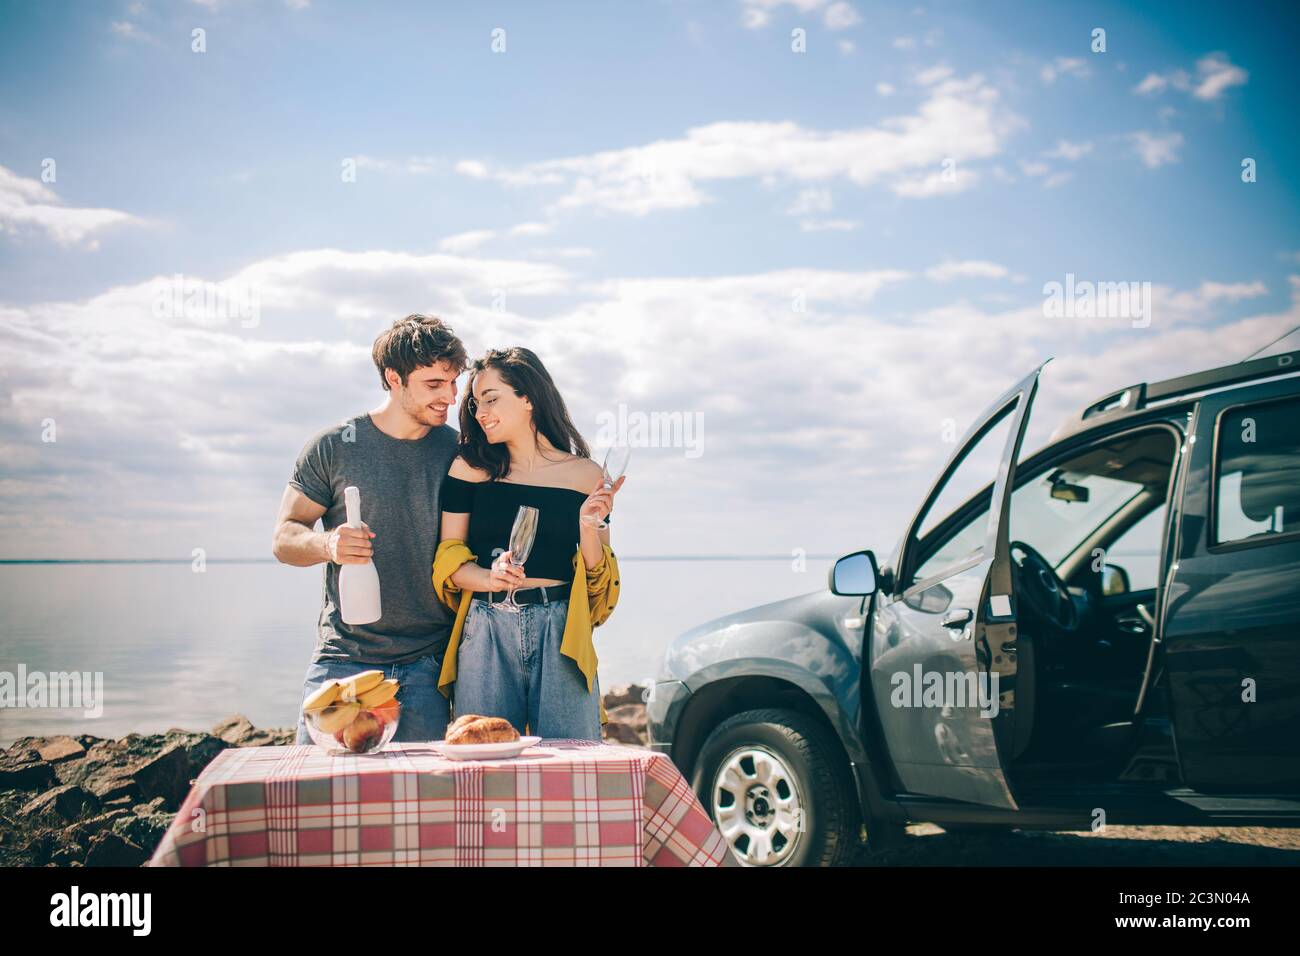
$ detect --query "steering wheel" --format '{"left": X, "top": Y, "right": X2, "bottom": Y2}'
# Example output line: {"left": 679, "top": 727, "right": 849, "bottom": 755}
{"left": 1009, "top": 540, "right": 1079, "bottom": 633}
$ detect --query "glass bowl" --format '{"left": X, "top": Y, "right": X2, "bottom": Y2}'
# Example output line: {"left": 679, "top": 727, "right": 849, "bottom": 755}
{"left": 303, "top": 700, "right": 400, "bottom": 754}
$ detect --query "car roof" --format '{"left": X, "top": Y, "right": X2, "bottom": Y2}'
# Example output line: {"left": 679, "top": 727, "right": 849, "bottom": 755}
{"left": 1048, "top": 348, "right": 1300, "bottom": 445}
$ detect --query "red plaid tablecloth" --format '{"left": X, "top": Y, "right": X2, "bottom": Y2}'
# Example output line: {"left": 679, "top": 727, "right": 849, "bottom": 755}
{"left": 148, "top": 739, "right": 739, "bottom": 867}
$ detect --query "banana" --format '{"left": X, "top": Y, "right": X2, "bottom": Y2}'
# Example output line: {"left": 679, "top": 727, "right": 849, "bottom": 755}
{"left": 302, "top": 680, "right": 341, "bottom": 713}
{"left": 315, "top": 701, "right": 360, "bottom": 734}
{"left": 337, "top": 670, "right": 385, "bottom": 701}
{"left": 357, "top": 679, "right": 399, "bottom": 709}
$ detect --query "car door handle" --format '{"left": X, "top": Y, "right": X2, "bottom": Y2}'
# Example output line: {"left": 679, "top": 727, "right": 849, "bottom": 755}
{"left": 941, "top": 608, "right": 973, "bottom": 629}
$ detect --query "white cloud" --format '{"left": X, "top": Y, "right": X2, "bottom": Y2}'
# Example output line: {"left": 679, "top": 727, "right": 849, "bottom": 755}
{"left": 823, "top": 2, "right": 861, "bottom": 30}
{"left": 799, "top": 219, "right": 860, "bottom": 231}
{"left": 4, "top": 252, "right": 1293, "bottom": 560}
{"left": 1192, "top": 53, "right": 1249, "bottom": 100}
{"left": 0, "top": 164, "right": 143, "bottom": 248}
{"left": 1193, "top": 280, "right": 1267, "bottom": 302}
{"left": 1131, "top": 130, "right": 1183, "bottom": 168}
{"left": 437, "top": 229, "right": 496, "bottom": 253}
{"left": 785, "top": 187, "right": 833, "bottom": 216}
{"left": 509, "top": 221, "right": 553, "bottom": 237}
{"left": 1044, "top": 139, "right": 1093, "bottom": 160}
{"left": 1040, "top": 57, "right": 1090, "bottom": 83}
{"left": 893, "top": 36, "right": 917, "bottom": 50}
{"left": 875, "top": 82, "right": 896, "bottom": 97}
{"left": 739, "top": 0, "right": 861, "bottom": 31}
{"left": 533, "top": 245, "right": 595, "bottom": 258}
{"left": 457, "top": 73, "right": 1017, "bottom": 214}
{"left": 925, "top": 260, "right": 1011, "bottom": 282}
{"left": 915, "top": 64, "right": 953, "bottom": 85}
{"left": 1134, "top": 72, "right": 1179, "bottom": 96}
{"left": 892, "top": 167, "right": 976, "bottom": 198}
{"left": 110, "top": 20, "right": 156, "bottom": 43}
{"left": 0, "top": 246, "right": 579, "bottom": 557}
{"left": 1133, "top": 52, "right": 1247, "bottom": 101}
{"left": 354, "top": 155, "right": 438, "bottom": 175}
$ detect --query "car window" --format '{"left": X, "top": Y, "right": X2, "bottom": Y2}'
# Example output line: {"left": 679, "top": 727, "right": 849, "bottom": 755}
{"left": 1104, "top": 504, "right": 1166, "bottom": 592}
{"left": 908, "top": 398, "right": 1018, "bottom": 584}
{"left": 1009, "top": 469, "right": 1146, "bottom": 567}
{"left": 1215, "top": 397, "right": 1300, "bottom": 544}
{"left": 915, "top": 462, "right": 1145, "bottom": 585}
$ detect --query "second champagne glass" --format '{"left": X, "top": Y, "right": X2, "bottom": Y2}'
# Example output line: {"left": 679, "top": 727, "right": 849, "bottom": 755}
{"left": 581, "top": 445, "right": 631, "bottom": 530}
{"left": 500, "top": 505, "right": 540, "bottom": 612}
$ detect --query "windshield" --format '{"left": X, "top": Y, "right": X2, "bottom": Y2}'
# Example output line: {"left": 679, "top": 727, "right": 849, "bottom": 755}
{"left": 913, "top": 467, "right": 1147, "bottom": 583}
{"left": 1008, "top": 470, "right": 1145, "bottom": 566}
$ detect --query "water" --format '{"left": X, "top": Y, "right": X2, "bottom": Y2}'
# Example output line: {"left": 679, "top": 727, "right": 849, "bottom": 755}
{"left": 0, "top": 558, "right": 831, "bottom": 746}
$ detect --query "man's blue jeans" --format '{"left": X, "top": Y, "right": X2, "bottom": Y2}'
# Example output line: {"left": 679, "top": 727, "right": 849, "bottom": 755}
{"left": 453, "top": 597, "right": 601, "bottom": 740}
{"left": 294, "top": 644, "right": 451, "bottom": 745}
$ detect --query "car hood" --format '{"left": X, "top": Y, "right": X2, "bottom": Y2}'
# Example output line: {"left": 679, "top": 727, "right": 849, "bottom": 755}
{"left": 658, "top": 588, "right": 866, "bottom": 684}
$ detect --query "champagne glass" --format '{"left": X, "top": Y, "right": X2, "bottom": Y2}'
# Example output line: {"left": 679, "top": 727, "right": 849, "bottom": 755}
{"left": 499, "top": 505, "right": 540, "bottom": 612}
{"left": 581, "top": 445, "right": 630, "bottom": 530}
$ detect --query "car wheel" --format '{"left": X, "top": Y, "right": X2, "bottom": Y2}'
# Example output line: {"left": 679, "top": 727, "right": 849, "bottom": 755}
{"left": 694, "top": 708, "right": 861, "bottom": 867}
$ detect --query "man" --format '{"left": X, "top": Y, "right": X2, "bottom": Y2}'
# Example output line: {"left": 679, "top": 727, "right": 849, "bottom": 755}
{"left": 273, "top": 314, "right": 467, "bottom": 744}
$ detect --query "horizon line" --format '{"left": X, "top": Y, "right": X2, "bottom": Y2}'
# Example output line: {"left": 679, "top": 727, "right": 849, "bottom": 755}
{"left": 0, "top": 555, "right": 842, "bottom": 565}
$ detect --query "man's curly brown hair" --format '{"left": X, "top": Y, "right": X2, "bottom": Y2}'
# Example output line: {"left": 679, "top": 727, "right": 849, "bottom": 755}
{"left": 371, "top": 314, "right": 468, "bottom": 390}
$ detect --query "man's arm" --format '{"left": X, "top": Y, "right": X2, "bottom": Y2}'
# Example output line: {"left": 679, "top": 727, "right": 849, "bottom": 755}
{"left": 272, "top": 484, "right": 373, "bottom": 567}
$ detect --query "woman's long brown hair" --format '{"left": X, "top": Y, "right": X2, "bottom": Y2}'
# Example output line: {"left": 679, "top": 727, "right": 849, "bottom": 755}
{"left": 457, "top": 347, "right": 591, "bottom": 479}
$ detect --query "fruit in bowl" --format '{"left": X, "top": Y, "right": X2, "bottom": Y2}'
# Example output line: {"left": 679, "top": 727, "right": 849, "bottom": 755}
{"left": 302, "top": 670, "right": 401, "bottom": 754}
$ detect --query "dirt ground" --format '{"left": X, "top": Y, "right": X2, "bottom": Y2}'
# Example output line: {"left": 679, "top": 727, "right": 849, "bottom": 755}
{"left": 854, "top": 823, "right": 1300, "bottom": 865}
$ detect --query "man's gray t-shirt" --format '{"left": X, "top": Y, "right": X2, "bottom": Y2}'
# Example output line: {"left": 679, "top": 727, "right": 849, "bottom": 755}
{"left": 289, "top": 413, "right": 458, "bottom": 665}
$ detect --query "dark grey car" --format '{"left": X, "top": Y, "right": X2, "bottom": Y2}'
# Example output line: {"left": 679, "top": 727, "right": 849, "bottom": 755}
{"left": 648, "top": 351, "right": 1300, "bottom": 866}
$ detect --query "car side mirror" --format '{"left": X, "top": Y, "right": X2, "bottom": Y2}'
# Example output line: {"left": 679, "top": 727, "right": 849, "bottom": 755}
{"left": 1100, "top": 564, "right": 1130, "bottom": 597}
{"left": 830, "top": 550, "right": 879, "bottom": 596}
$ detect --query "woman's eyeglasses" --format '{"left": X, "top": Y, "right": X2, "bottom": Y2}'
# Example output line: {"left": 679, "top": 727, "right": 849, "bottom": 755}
{"left": 466, "top": 396, "right": 499, "bottom": 416}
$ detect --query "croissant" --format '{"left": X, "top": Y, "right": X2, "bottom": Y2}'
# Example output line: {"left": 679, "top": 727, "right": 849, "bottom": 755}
{"left": 445, "top": 714, "right": 520, "bottom": 744}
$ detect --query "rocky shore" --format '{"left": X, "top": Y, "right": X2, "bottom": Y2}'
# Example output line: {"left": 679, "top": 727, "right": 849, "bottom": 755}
{"left": 0, "top": 684, "right": 649, "bottom": 867}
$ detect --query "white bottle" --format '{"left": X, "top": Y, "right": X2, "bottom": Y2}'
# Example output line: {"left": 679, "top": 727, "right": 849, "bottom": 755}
{"left": 338, "top": 485, "right": 382, "bottom": 625}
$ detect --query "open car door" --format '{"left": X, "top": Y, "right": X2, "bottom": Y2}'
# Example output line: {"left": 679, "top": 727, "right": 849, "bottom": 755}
{"left": 869, "top": 363, "right": 1045, "bottom": 809}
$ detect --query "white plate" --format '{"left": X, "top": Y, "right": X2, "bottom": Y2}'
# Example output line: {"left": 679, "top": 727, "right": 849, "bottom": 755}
{"left": 432, "top": 735, "right": 542, "bottom": 760}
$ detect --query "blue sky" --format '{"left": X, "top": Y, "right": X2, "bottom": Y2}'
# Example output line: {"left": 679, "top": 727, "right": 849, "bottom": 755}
{"left": 2, "top": 0, "right": 1299, "bottom": 560}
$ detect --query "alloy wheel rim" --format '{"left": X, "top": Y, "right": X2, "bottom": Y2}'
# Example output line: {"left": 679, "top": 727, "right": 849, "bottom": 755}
{"left": 711, "top": 746, "right": 805, "bottom": 866}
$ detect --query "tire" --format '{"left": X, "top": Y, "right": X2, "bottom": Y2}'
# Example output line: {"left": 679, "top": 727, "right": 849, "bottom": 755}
{"left": 693, "top": 708, "right": 862, "bottom": 867}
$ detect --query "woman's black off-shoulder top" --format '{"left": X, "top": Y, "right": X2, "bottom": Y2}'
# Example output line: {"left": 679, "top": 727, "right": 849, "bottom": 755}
{"left": 441, "top": 473, "right": 611, "bottom": 584}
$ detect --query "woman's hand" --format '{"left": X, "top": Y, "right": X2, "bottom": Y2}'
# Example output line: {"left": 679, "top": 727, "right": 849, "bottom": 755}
{"left": 580, "top": 474, "right": 625, "bottom": 527}
{"left": 488, "top": 550, "right": 527, "bottom": 591}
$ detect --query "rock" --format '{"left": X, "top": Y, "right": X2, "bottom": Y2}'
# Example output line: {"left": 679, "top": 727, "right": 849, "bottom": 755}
{"left": 134, "top": 796, "right": 167, "bottom": 816}
{"left": 72, "top": 807, "right": 132, "bottom": 833}
{"left": 130, "top": 743, "right": 194, "bottom": 809}
{"left": 78, "top": 733, "right": 227, "bottom": 810}
{"left": 0, "top": 717, "right": 287, "bottom": 866}
{"left": 19, "top": 784, "right": 98, "bottom": 822}
{"left": 213, "top": 715, "right": 278, "bottom": 747}
{"left": 603, "top": 703, "right": 649, "bottom": 746}
{"left": 112, "top": 808, "right": 172, "bottom": 852}
{"left": 0, "top": 749, "right": 57, "bottom": 791}
{"left": 21, "top": 831, "right": 55, "bottom": 867}
{"left": 37, "top": 736, "right": 85, "bottom": 764}
{"left": 84, "top": 830, "right": 148, "bottom": 867}
{"left": 83, "top": 765, "right": 140, "bottom": 804}
{"left": 602, "top": 683, "right": 647, "bottom": 709}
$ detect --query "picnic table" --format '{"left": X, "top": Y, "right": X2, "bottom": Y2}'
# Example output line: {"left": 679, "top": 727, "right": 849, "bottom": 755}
{"left": 148, "top": 738, "right": 739, "bottom": 867}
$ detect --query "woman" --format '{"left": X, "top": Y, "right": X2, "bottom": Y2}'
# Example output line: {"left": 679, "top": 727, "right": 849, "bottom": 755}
{"left": 431, "top": 347, "right": 625, "bottom": 740}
